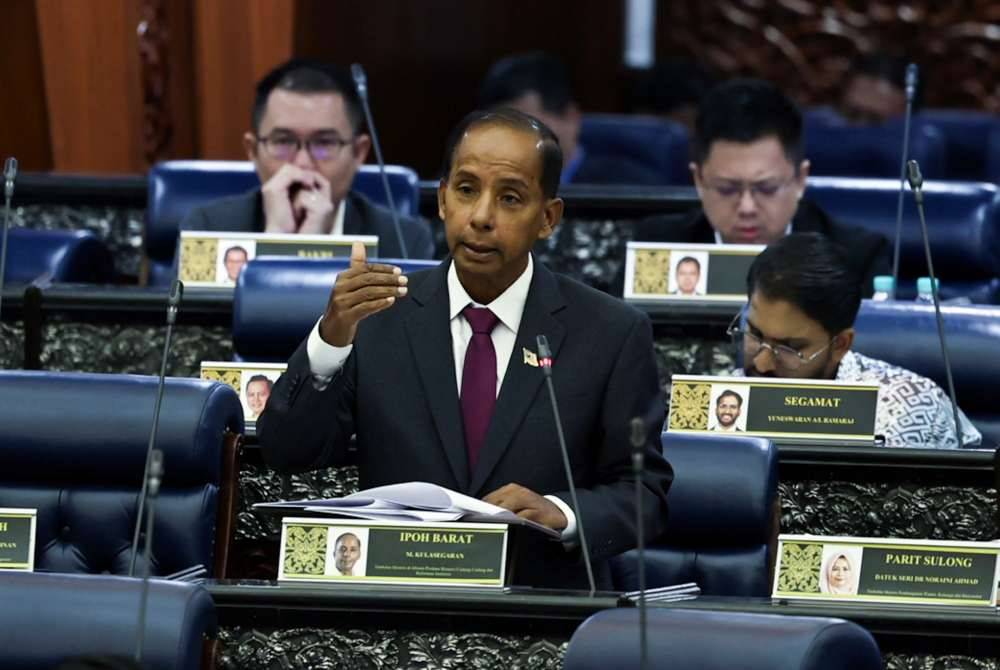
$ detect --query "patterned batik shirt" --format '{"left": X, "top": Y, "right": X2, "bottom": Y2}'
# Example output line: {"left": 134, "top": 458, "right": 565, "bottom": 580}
{"left": 835, "top": 351, "right": 981, "bottom": 449}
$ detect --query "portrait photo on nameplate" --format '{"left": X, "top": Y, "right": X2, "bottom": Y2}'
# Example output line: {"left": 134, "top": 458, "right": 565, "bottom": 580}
{"left": 623, "top": 242, "right": 763, "bottom": 303}
{"left": 200, "top": 361, "right": 287, "bottom": 423}
{"left": 667, "top": 374, "right": 879, "bottom": 445}
{"left": 178, "top": 230, "right": 378, "bottom": 288}
{"left": 773, "top": 534, "right": 1000, "bottom": 607}
{"left": 278, "top": 517, "right": 510, "bottom": 588}
{"left": 0, "top": 508, "right": 37, "bottom": 572}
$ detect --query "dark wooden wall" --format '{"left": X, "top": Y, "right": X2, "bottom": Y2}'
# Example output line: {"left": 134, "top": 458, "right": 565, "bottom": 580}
{"left": 0, "top": 0, "right": 996, "bottom": 175}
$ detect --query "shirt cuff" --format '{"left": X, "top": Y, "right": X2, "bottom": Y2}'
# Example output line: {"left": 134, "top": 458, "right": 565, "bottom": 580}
{"left": 306, "top": 317, "right": 353, "bottom": 379}
{"left": 545, "top": 494, "right": 578, "bottom": 547}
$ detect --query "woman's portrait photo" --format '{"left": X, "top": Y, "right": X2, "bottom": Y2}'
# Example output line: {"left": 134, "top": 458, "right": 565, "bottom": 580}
{"left": 819, "top": 545, "right": 863, "bottom": 595}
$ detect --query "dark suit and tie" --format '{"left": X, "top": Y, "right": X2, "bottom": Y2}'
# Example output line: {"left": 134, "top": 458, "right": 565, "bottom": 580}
{"left": 259, "top": 110, "right": 672, "bottom": 590}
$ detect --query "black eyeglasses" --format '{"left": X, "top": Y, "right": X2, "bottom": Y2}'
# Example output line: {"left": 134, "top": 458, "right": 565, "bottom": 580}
{"left": 257, "top": 133, "right": 353, "bottom": 162}
{"left": 726, "top": 313, "right": 833, "bottom": 371}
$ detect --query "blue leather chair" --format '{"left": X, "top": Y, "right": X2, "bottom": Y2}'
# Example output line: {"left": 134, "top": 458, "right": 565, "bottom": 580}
{"left": 611, "top": 433, "right": 778, "bottom": 596}
{"left": 564, "top": 608, "right": 881, "bottom": 670}
{"left": 917, "top": 109, "right": 999, "bottom": 182}
{"left": 5, "top": 228, "right": 114, "bottom": 284}
{"left": 232, "top": 256, "right": 439, "bottom": 361}
{"left": 803, "top": 111, "right": 946, "bottom": 180}
{"left": 0, "top": 572, "right": 215, "bottom": 670}
{"left": 804, "top": 177, "right": 1000, "bottom": 299}
{"left": 579, "top": 114, "right": 691, "bottom": 185}
{"left": 853, "top": 300, "right": 1000, "bottom": 448}
{"left": 0, "top": 371, "right": 244, "bottom": 576}
{"left": 144, "top": 160, "right": 422, "bottom": 285}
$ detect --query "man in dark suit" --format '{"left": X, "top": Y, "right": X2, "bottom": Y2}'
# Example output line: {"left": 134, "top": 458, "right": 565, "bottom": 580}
{"left": 478, "top": 52, "right": 664, "bottom": 186}
{"left": 179, "top": 60, "right": 434, "bottom": 259}
{"left": 631, "top": 79, "right": 890, "bottom": 295}
{"left": 258, "top": 109, "right": 673, "bottom": 590}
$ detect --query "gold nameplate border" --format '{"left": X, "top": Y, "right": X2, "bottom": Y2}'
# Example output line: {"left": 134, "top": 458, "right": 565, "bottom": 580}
{"left": 623, "top": 241, "right": 765, "bottom": 303}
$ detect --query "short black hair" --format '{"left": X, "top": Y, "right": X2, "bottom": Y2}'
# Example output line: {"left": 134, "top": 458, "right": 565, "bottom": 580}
{"left": 247, "top": 374, "right": 272, "bottom": 389}
{"left": 441, "top": 108, "right": 563, "bottom": 199}
{"left": 747, "top": 233, "right": 862, "bottom": 336}
{"left": 478, "top": 52, "right": 574, "bottom": 115}
{"left": 252, "top": 59, "right": 363, "bottom": 135}
{"left": 693, "top": 78, "right": 803, "bottom": 166}
{"left": 224, "top": 245, "right": 248, "bottom": 260}
{"left": 717, "top": 390, "right": 743, "bottom": 408}
{"left": 676, "top": 256, "right": 701, "bottom": 272}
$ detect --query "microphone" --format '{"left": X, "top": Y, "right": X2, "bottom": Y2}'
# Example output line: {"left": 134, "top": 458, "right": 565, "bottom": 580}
{"left": 536, "top": 334, "right": 597, "bottom": 595}
{"left": 0, "top": 157, "right": 19, "bottom": 326}
{"left": 350, "top": 63, "right": 409, "bottom": 259}
{"left": 129, "top": 280, "right": 184, "bottom": 576}
{"left": 890, "top": 63, "right": 919, "bottom": 299}
{"left": 906, "top": 159, "right": 964, "bottom": 447}
{"left": 135, "top": 449, "right": 163, "bottom": 665}
{"left": 630, "top": 417, "right": 648, "bottom": 670}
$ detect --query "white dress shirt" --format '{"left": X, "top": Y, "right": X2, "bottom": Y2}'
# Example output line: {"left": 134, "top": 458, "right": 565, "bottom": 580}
{"left": 304, "top": 255, "right": 579, "bottom": 541}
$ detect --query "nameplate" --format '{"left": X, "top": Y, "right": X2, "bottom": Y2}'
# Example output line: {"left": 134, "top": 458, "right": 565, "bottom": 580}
{"left": 278, "top": 517, "right": 509, "bottom": 588}
{"left": 773, "top": 534, "right": 1000, "bottom": 607}
{"left": 200, "top": 361, "right": 287, "bottom": 423}
{"left": 178, "top": 230, "right": 378, "bottom": 288}
{"left": 0, "top": 508, "right": 37, "bottom": 571}
{"left": 667, "top": 375, "right": 879, "bottom": 445}
{"left": 623, "top": 242, "right": 764, "bottom": 303}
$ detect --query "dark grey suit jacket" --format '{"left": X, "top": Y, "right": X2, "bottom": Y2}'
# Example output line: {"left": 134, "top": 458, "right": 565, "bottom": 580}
{"left": 258, "top": 257, "right": 673, "bottom": 589}
{"left": 179, "top": 188, "right": 436, "bottom": 259}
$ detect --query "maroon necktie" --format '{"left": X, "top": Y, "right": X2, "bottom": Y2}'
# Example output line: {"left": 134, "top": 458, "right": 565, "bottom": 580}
{"left": 460, "top": 306, "right": 500, "bottom": 471}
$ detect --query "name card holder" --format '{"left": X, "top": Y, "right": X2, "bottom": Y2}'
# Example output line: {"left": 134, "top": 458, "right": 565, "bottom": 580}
{"left": 200, "top": 361, "right": 287, "bottom": 426}
{"left": 0, "top": 508, "right": 37, "bottom": 571}
{"left": 278, "top": 517, "right": 513, "bottom": 589}
{"left": 623, "top": 241, "right": 764, "bottom": 304}
{"left": 773, "top": 534, "right": 1000, "bottom": 607}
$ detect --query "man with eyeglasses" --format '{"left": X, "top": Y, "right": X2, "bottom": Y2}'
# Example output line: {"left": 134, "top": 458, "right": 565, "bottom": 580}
{"left": 729, "top": 233, "right": 979, "bottom": 448}
{"left": 179, "top": 60, "right": 434, "bottom": 258}
{"left": 631, "top": 79, "right": 890, "bottom": 296}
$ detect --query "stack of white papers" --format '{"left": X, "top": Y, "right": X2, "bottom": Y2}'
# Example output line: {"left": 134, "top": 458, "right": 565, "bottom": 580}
{"left": 253, "top": 481, "right": 560, "bottom": 538}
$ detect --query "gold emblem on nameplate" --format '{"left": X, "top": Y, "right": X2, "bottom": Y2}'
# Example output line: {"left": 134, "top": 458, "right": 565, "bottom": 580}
{"left": 523, "top": 348, "right": 539, "bottom": 367}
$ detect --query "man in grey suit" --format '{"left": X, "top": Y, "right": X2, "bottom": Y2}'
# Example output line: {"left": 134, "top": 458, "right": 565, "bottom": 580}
{"left": 258, "top": 109, "right": 672, "bottom": 590}
{"left": 180, "top": 60, "right": 434, "bottom": 259}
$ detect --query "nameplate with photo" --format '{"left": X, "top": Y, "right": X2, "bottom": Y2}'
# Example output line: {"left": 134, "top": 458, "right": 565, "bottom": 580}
{"left": 773, "top": 534, "right": 1000, "bottom": 607}
{"left": 0, "top": 508, "right": 37, "bottom": 571}
{"left": 178, "top": 230, "right": 378, "bottom": 288}
{"left": 623, "top": 241, "right": 764, "bottom": 303}
{"left": 667, "top": 374, "right": 879, "bottom": 445}
{"left": 200, "top": 361, "right": 287, "bottom": 424}
{"left": 278, "top": 517, "right": 509, "bottom": 588}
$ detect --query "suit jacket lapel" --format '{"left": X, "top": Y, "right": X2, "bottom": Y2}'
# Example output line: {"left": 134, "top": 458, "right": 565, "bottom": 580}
{"left": 469, "top": 261, "right": 567, "bottom": 496}
{"left": 404, "top": 260, "right": 470, "bottom": 490}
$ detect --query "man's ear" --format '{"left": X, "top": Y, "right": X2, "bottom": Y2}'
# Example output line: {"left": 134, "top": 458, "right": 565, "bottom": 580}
{"left": 539, "top": 197, "right": 564, "bottom": 241}
{"left": 831, "top": 327, "right": 854, "bottom": 365}
{"left": 437, "top": 178, "right": 448, "bottom": 221}
{"left": 690, "top": 162, "right": 704, "bottom": 198}
{"left": 353, "top": 133, "right": 372, "bottom": 168}
{"left": 796, "top": 159, "right": 811, "bottom": 198}
{"left": 243, "top": 132, "right": 258, "bottom": 162}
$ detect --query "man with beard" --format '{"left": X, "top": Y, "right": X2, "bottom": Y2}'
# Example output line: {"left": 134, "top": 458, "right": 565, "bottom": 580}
{"left": 712, "top": 390, "right": 743, "bottom": 432}
{"left": 728, "top": 233, "right": 980, "bottom": 448}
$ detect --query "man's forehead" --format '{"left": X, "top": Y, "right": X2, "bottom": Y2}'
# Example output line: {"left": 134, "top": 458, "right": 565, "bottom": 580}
{"left": 748, "top": 292, "right": 824, "bottom": 337}
{"left": 452, "top": 125, "right": 543, "bottom": 179}
{"left": 261, "top": 89, "right": 349, "bottom": 130}
{"left": 701, "top": 136, "right": 795, "bottom": 176}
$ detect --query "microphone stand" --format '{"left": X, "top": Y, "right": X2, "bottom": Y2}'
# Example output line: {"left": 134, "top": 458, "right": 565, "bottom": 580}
{"left": 129, "top": 280, "right": 183, "bottom": 576}
{"left": 537, "top": 334, "right": 597, "bottom": 595}
{"left": 907, "top": 160, "right": 963, "bottom": 447}
{"left": 351, "top": 63, "right": 409, "bottom": 259}
{"left": 135, "top": 449, "right": 164, "bottom": 665}
{"left": 630, "top": 418, "right": 648, "bottom": 670}
{"left": 891, "top": 64, "right": 919, "bottom": 299}
{"left": 0, "top": 157, "right": 19, "bottom": 324}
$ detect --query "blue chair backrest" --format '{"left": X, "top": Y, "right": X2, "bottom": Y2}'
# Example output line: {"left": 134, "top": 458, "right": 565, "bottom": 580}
{"left": 804, "top": 177, "right": 1000, "bottom": 292}
{"left": 803, "top": 110, "right": 946, "bottom": 180}
{"left": 917, "top": 109, "right": 999, "bottom": 182}
{"left": 853, "top": 300, "right": 1000, "bottom": 447}
{"left": 579, "top": 114, "right": 691, "bottom": 185}
{"left": 565, "top": 608, "right": 881, "bottom": 670}
{"left": 0, "top": 371, "right": 243, "bottom": 576}
{"left": 232, "top": 256, "right": 440, "bottom": 361}
{"left": 0, "top": 572, "right": 215, "bottom": 670}
{"left": 145, "top": 160, "right": 421, "bottom": 283}
{"left": 610, "top": 432, "right": 778, "bottom": 596}
{"left": 5, "top": 228, "right": 114, "bottom": 284}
